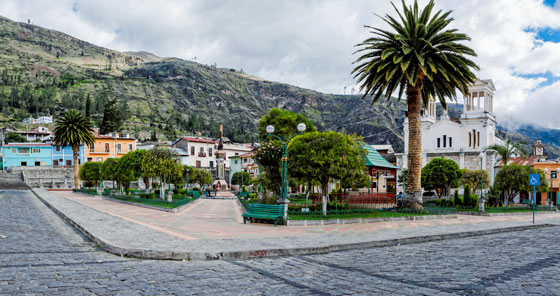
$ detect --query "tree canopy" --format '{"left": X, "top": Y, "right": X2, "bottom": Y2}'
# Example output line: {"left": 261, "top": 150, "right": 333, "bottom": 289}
{"left": 487, "top": 138, "right": 527, "bottom": 166}
{"left": 257, "top": 108, "right": 316, "bottom": 141}
{"left": 4, "top": 132, "right": 26, "bottom": 143}
{"left": 494, "top": 165, "right": 548, "bottom": 204}
{"left": 232, "top": 171, "right": 251, "bottom": 186}
{"left": 421, "top": 158, "right": 461, "bottom": 198}
{"left": 79, "top": 161, "right": 101, "bottom": 187}
{"left": 100, "top": 98, "right": 122, "bottom": 135}
{"left": 115, "top": 150, "right": 147, "bottom": 193}
{"left": 460, "top": 169, "right": 490, "bottom": 193}
{"left": 288, "top": 131, "right": 366, "bottom": 215}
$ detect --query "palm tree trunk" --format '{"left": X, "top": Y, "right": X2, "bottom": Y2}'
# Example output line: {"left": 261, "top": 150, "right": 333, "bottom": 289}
{"left": 404, "top": 83, "right": 424, "bottom": 209}
{"left": 72, "top": 144, "right": 80, "bottom": 189}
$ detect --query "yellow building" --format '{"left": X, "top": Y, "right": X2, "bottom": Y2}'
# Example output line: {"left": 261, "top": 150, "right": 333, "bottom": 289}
{"left": 84, "top": 132, "right": 136, "bottom": 162}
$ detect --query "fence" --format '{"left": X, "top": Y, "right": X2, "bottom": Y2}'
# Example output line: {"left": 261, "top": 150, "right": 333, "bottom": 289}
{"left": 312, "top": 192, "right": 396, "bottom": 205}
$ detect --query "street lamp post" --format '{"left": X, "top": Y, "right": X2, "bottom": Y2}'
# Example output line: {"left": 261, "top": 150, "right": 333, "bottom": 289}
{"left": 478, "top": 152, "right": 485, "bottom": 212}
{"left": 98, "top": 161, "right": 102, "bottom": 195}
{"left": 186, "top": 167, "right": 190, "bottom": 190}
{"left": 266, "top": 123, "right": 306, "bottom": 222}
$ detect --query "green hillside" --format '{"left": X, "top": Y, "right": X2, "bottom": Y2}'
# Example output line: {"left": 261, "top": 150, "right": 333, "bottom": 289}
{"left": 0, "top": 15, "right": 406, "bottom": 149}
{"left": 1, "top": 15, "right": 559, "bottom": 158}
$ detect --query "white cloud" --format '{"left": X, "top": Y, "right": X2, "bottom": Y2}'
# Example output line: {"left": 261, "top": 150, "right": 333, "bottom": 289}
{"left": 1, "top": 0, "right": 560, "bottom": 128}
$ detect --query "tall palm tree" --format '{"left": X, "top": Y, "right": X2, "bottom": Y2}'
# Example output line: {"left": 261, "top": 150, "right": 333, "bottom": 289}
{"left": 487, "top": 138, "right": 527, "bottom": 166}
{"left": 352, "top": 0, "right": 479, "bottom": 208}
{"left": 53, "top": 110, "right": 95, "bottom": 189}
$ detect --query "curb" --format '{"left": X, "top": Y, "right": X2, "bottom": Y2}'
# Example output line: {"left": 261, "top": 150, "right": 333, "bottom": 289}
{"left": 457, "top": 211, "right": 559, "bottom": 216}
{"left": 100, "top": 196, "right": 198, "bottom": 213}
{"left": 31, "top": 188, "right": 556, "bottom": 261}
{"left": 286, "top": 214, "right": 457, "bottom": 226}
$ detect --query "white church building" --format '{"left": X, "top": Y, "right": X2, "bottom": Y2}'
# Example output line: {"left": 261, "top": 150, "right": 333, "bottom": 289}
{"left": 397, "top": 79, "right": 502, "bottom": 189}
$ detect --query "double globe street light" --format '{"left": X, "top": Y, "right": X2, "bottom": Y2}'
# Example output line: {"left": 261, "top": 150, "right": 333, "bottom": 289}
{"left": 266, "top": 123, "right": 306, "bottom": 210}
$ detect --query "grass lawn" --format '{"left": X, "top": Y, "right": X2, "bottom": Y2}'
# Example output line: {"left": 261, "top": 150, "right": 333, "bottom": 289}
{"left": 288, "top": 210, "right": 430, "bottom": 220}
{"left": 106, "top": 195, "right": 194, "bottom": 209}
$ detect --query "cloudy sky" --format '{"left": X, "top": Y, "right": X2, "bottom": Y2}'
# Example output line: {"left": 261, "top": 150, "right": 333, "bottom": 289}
{"left": 1, "top": 0, "right": 560, "bottom": 129}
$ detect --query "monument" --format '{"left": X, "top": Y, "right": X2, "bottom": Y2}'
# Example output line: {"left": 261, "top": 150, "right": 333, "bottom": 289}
{"left": 213, "top": 124, "right": 228, "bottom": 191}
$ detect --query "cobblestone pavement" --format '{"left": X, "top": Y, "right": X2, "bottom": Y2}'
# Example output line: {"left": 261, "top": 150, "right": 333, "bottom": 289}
{"left": 2, "top": 190, "right": 560, "bottom": 295}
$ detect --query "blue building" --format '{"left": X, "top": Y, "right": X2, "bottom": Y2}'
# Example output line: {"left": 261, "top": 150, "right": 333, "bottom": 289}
{"left": 52, "top": 145, "right": 85, "bottom": 167}
{"left": 3, "top": 143, "right": 53, "bottom": 170}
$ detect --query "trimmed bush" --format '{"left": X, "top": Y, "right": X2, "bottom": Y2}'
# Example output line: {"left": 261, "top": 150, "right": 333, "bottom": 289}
{"left": 454, "top": 190, "right": 461, "bottom": 207}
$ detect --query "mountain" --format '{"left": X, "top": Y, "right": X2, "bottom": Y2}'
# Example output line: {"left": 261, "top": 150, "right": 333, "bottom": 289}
{"left": 0, "top": 15, "right": 558, "bottom": 158}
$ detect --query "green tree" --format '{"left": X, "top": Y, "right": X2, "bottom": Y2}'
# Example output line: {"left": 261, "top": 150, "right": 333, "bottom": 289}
{"left": 257, "top": 108, "right": 316, "bottom": 141}
{"left": 352, "top": 0, "right": 478, "bottom": 208}
{"left": 460, "top": 169, "right": 490, "bottom": 193}
{"left": 453, "top": 189, "right": 461, "bottom": 207}
{"left": 79, "top": 161, "right": 102, "bottom": 188}
{"left": 255, "top": 108, "right": 316, "bottom": 197}
{"left": 232, "top": 171, "right": 251, "bottom": 186}
{"left": 4, "top": 132, "right": 26, "bottom": 143}
{"left": 115, "top": 150, "right": 147, "bottom": 194}
{"left": 85, "top": 94, "right": 91, "bottom": 119}
{"left": 487, "top": 138, "right": 527, "bottom": 166}
{"left": 53, "top": 110, "right": 95, "bottom": 189}
{"left": 421, "top": 158, "right": 461, "bottom": 198}
{"left": 494, "top": 165, "right": 548, "bottom": 205}
{"left": 100, "top": 98, "right": 122, "bottom": 134}
{"left": 142, "top": 147, "right": 182, "bottom": 199}
{"left": 289, "top": 131, "right": 366, "bottom": 215}
{"left": 101, "top": 158, "right": 118, "bottom": 190}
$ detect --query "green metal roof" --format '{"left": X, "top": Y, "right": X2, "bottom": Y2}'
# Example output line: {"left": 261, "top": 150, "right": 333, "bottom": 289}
{"left": 364, "top": 144, "right": 398, "bottom": 169}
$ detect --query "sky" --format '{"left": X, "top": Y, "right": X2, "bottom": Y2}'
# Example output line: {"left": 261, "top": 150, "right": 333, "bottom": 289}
{"left": 1, "top": 0, "right": 560, "bottom": 129}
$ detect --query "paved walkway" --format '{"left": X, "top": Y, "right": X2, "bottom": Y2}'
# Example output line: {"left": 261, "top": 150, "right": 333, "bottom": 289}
{"left": 5, "top": 189, "right": 560, "bottom": 295}
{"left": 32, "top": 189, "right": 560, "bottom": 260}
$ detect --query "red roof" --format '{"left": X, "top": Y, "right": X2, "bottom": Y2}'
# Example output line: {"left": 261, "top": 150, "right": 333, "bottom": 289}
{"left": 3, "top": 143, "right": 52, "bottom": 147}
{"left": 182, "top": 137, "right": 215, "bottom": 144}
{"left": 497, "top": 155, "right": 541, "bottom": 167}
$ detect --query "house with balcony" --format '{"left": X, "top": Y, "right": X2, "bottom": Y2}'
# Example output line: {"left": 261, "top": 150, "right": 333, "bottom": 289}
{"left": 12, "top": 126, "right": 52, "bottom": 142}
{"left": 52, "top": 145, "right": 85, "bottom": 167}
{"left": 84, "top": 132, "right": 136, "bottom": 162}
{"left": 172, "top": 137, "right": 217, "bottom": 169}
{"left": 2, "top": 143, "right": 53, "bottom": 169}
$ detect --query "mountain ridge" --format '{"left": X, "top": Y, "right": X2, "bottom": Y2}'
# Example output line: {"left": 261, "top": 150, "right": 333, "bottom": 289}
{"left": 0, "top": 15, "right": 558, "bottom": 158}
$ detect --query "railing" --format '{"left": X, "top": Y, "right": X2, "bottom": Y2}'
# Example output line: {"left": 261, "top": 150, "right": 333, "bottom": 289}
{"left": 198, "top": 152, "right": 207, "bottom": 157}
{"left": 238, "top": 194, "right": 249, "bottom": 212}
{"left": 312, "top": 192, "right": 396, "bottom": 204}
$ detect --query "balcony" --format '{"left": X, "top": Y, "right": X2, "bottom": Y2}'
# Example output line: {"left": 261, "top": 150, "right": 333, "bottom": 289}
{"left": 198, "top": 152, "right": 207, "bottom": 157}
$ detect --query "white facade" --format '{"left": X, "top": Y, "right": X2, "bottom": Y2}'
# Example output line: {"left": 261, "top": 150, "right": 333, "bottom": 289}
{"left": 399, "top": 79, "right": 501, "bottom": 185}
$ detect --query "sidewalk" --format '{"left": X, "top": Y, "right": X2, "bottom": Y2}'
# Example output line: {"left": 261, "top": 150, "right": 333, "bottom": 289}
{"left": 33, "top": 189, "right": 560, "bottom": 260}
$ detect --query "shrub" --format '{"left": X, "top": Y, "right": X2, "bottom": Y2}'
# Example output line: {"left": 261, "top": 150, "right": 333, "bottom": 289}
{"left": 463, "top": 185, "right": 471, "bottom": 208}
{"left": 191, "top": 187, "right": 200, "bottom": 192}
{"left": 454, "top": 190, "right": 461, "bottom": 207}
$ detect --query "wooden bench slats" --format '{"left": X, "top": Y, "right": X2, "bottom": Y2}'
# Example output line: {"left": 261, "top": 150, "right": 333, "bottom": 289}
{"left": 242, "top": 204, "right": 284, "bottom": 226}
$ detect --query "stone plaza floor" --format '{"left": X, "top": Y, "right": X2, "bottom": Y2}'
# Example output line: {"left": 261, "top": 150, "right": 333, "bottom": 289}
{"left": 2, "top": 189, "right": 560, "bottom": 295}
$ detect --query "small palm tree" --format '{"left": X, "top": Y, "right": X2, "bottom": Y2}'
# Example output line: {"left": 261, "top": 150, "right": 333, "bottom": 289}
{"left": 53, "top": 110, "right": 95, "bottom": 189}
{"left": 487, "top": 138, "right": 527, "bottom": 166}
{"left": 352, "top": 0, "right": 479, "bottom": 208}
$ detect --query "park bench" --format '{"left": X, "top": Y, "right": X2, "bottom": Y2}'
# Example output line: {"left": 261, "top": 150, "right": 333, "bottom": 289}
{"left": 521, "top": 199, "right": 532, "bottom": 205}
{"left": 238, "top": 191, "right": 251, "bottom": 198}
{"left": 242, "top": 204, "right": 284, "bottom": 226}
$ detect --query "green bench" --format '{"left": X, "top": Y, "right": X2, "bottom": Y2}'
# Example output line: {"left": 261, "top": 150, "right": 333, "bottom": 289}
{"left": 242, "top": 204, "right": 284, "bottom": 226}
{"left": 521, "top": 199, "right": 532, "bottom": 205}
{"left": 238, "top": 191, "right": 251, "bottom": 198}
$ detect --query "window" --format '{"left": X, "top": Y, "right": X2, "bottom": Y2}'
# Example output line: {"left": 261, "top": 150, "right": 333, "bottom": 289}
{"left": 117, "top": 144, "right": 122, "bottom": 153}
{"left": 191, "top": 146, "right": 195, "bottom": 155}
{"left": 210, "top": 161, "right": 214, "bottom": 168}
{"left": 96, "top": 157, "right": 103, "bottom": 162}
{"left": 437, "top": 138, "right": 440, "bottom": 148}
{"left": 199, "top": 147, "right": 204, "bottom": 153}
{"left": 469, "top": 132, "right": 472, "bottom": 147}
{"left": 32, "top": 148, "right": 40, "bottom": 153}
{"left": 235, "top": 153, "right": 239, "bottom": 156}
{"left": 11, "top": 148, "right": 16, "bottom": 153}
{"left": 209, "top": 148, "right": 213, "bottom": 155}
{"left": 449, "top": 137, "right": 452, "bottom": 147}
{"left": 21, "top": 161, "right": 27, "bottom": 166}
{"left": 87, "top": 157, "right": 93, "bottom": 162}
{"left": 105, "top": 143, "right": 110, "bottom": 153}
{"left": 372, "top": 182, "right": 377, "bottom": 189}
{"left": 66, "top": 160, "right": 72, "bottom": 166}
{"left": 244, "top": 158, "right": 248, "bottom": 163}
{"left": 129, "top": 144, "right": 133, "bottom": 151}
{"left": 234, "top": 160, "right": 238, "bottom": 164}
{"left": 53, "top": 160, "right": 59, "bottom": 166}
{"left": 443, "top": 135, "right": 446, "bottom": 148}
{"left": 477, "top": 131, "right": 480, "bottom": 147}
{"left": 119, "top": 133, "right": 127, "bottom": 138}
{"left": 35, "top": 161, "right": 41, "bottom": 166}
{"left": 19, "top": 148, "right": 30, "bottom": 154}
{"left": 89, "top": 144, "right": 95, "bottom": 153}
{"left": 56, "top": 146, "right": 61, "bottom": 152}
{"left": 196, "top": 160, "right": 201, "bottom": 168}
